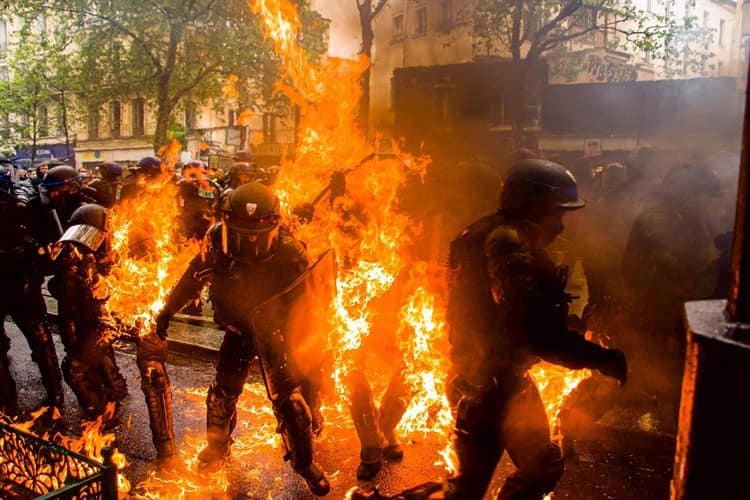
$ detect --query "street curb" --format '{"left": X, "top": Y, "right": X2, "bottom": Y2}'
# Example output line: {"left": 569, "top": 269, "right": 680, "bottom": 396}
{"left": 44, "top": 311, "right": 220, "bottom": 363}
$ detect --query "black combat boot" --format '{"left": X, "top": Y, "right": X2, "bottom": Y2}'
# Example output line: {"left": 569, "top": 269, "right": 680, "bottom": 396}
{"left": 197, "top": 381, "right": 238, "bottom": 472}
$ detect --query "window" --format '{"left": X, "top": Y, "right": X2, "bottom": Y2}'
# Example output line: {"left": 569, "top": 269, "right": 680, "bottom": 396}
{"left": 646, "top": 0, "right": 653, "bottom": 13}
{"left": 132, "top": 98, "right": 145, "bottom": 136}
{"left": 184, "top": 101, "right": 197, "bottom": 129}
{"left": 719, "top": 19, "right": 726, "bottom": 46}
{"left": 35, "top": 14, "right": 47, "bottom": 40}
{"left": 88, "top": 108, "right": 99, "bottom": 140}
{"left": 439, "top": 0, "right": 452, "bottom": 31}
{"left": 415, "top": 7, "right": 427, "bottom": 35}
{"left": 703, "top": 11, "right": 709, "bottom": 29}
{"left": 227, "top": 108, "right": 238, "bottom": 127}
{"left": 38, "top": 105, "right": 49, "bottom": 137}
{"left": 718, "top": 61, "right": 724, "bottom": 75}
{"left": 263, "top": 112, "right": 276, "bottom": 143}
{"left": 0, "top": 21, "right": 7, "bottom": 54}
{"left": 110, "top": 101, "right": 121, "bottom": 138}
{"left": 393, "top": 14, "right": 404, "bottom": 37}
{"left": 490, "top": 98, "right": 510, "bottom": 127}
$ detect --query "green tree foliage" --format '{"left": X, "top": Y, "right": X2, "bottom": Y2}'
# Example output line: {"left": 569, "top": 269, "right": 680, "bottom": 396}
{"left": 0, "top": 15, "right": 77, "bottom": 160}
{"left": 3, "top": 0, "right": 325, "bottom": 148}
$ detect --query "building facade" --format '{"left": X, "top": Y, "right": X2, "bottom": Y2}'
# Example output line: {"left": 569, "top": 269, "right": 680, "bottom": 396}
{"left": 371, "top": 0, "right": 741, "bottom": 137}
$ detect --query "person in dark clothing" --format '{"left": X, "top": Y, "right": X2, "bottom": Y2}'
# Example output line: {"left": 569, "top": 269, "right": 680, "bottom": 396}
{"left": 120, "top": 156, "right": 164, "bottom": 202}
{"left": 351, "top": 159, "right": 627, "bottom": 500}
{"left": 39, "top": 165, "right": 99, "bottom": 226}
{"left": 621, "top": 163, "right": 721, "bottom": 415}
{"left": 89, "top": 162, "right": 124, "bottom": 208}
{"left": 176, "top": 160, "right": 218, "bottom": 241}
{"left": 140, "top": 183, "right": 330, "bottom": 496}
{"left": 50, "top": 204, "right": 128, "bottom": 423}
{"left": 0, "top": 165, "right": 64, "bottom": 414}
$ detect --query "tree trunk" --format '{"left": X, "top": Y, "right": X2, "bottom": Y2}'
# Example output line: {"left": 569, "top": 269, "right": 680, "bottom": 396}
{"left": 30, "top": 100, "right": 38, "bottom": 165}
{"left": 357, "top": 0, "right": 374, "bottom": 135}
{"left": 153, "top": 76, "right": 172, "bottom": 150}
{"left": 60, "top": 90, "right": 71, "bottom": 159}
{"left": 511, "top": 63, "right": 528, "bottom": 149}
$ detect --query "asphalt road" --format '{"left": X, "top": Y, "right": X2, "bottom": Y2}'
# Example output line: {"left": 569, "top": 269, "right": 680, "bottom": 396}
{"left": 4, "top": 318, "right": 675, "bottom": 499}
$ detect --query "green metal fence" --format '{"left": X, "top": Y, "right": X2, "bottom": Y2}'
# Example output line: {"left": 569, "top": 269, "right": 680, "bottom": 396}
{"left": 0, "top": 421, "right": 117, "bottom": 499}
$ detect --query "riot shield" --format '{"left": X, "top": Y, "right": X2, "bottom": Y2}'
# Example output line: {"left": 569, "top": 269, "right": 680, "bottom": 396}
{"left": 250, "top": 249, "right": 336, "bottom": 402}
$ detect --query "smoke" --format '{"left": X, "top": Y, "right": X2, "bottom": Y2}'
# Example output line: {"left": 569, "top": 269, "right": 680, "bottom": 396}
{"left": 312, "top": 0, "right": 362, "bottom": 58}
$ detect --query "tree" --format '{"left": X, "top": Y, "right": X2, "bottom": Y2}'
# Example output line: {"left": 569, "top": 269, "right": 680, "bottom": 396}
{"left": 6, "top": 0, "right": 325, "bottom": 149}
{"left": 0, "top": 17, "right": 77, "bottom": 162}
{"left": 472, "top": 0, "right": 713, "bottom": 146}
{"left": 356, "top": 0, "right": 388, "bottom": 133}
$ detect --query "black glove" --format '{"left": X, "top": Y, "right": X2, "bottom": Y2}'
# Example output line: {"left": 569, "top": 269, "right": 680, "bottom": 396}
{"left": 154, "top": 310, "right": 171, "bottom": 339}
{"left": 597, "top": 348, "right": 627, "bottom": 386}
{"left": 292, "top": 202, "right": 316, "bottom": 224}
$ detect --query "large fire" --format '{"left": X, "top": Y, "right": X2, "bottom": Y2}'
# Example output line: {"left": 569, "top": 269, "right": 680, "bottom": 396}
{"left": 22, "top": 0, "right": 595, "bottom": 497}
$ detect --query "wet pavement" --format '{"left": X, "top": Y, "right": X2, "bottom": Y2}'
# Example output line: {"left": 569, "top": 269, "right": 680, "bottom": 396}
{"left": 5, "top": 315, "right": 675, "bottom": 499}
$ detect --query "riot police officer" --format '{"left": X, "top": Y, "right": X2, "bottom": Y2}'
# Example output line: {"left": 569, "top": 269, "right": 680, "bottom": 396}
{"left": 142, "top": 183, "right": 330, "bottom": 496}
{"left": 89, "top": 162, "right": 124, "bottom": 208}
{"left": 0, "top": 164, "right": 64, "bottom": 414}
{"left": 52, "top": 204, "right": 128, "bottom": 422}
{"left": 441, "top": 159, "right": 627, "bottom": 499}
{"left": 177, "top": 160, "right": 218, "bottom": 241}
{"left": 120, "top": 155, "right": 164, "bottom": 201}
{"left": 353, "top": 160, "right": 627, "bottom": 500}
{"left": 222, "top": 161, "right": 263, "bottom": 190}
{"left": 39, "top": 165, "right": 98, "bottom": 226}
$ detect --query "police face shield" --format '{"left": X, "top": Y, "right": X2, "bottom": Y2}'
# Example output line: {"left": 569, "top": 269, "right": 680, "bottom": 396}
{"left": 223, "top": 214, "right": 281, "bottom": 260}
{"left": 58, "top": 223, "right": 108, "bottom": 254}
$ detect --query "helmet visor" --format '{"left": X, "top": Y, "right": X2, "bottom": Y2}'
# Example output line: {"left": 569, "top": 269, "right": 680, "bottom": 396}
{"left": 225, "top": 223, "right": 279, "bottom": 261}
{"left": 58, "top": 223, "right": 107, "bottom": 253}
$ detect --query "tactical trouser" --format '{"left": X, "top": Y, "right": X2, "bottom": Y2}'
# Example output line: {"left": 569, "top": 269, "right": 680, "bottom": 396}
{"left": 348, "top": 369, "right": 383, "bottom": 465}
{"left": 62, "top": 339, "right": 127, "bottom": 419}
{"left": 0, "top": 274, "right": 64, "bottom": 411}
{"left": 446, "top": 375, "right": 564, "bottom": 500}
{"left": 136, "top": 332, "right": 175, "bottom": 460}
{"left": 349, "top": 367, "right": 411, "bottom": 461}
{"left": 378, "top": 365, "right": 411, "bottom": 448}
{"left": 201, "top": 330, "right": 257, "bottom": 460}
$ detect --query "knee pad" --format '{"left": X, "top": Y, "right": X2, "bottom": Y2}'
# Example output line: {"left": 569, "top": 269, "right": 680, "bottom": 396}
{"left": 140, "top": 360, "right": 169, "bottom": 392}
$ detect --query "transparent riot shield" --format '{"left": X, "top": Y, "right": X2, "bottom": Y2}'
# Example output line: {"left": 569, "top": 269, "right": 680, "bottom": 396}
{"left": 250, "top": 249, "right": 336, "bottom": 402}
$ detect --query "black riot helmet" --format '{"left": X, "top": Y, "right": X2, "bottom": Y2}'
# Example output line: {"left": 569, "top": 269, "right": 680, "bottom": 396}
{"left": 39, "top": 165, "right": 84, "bottom": 206}
{"left": 500, "top": 159, "right": 585, "bottom": 215}
{"left": 227, "top": 162, "right": 258, "bottom": 188}
{"left": 131, "top": 155, "right": 163, "bottom": 177}
{"left": 57, "top": 203, "right": 109, "bottom": 253}
{"left": 220, "top": 183, "right": 281, "bottom": 261}
{"left": 98, "top": 161, "right": 123, "bottom": 180}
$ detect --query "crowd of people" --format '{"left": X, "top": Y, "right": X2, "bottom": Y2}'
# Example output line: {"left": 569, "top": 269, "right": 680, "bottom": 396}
{"left": 0, "top": 144, "right": 737, "bottom": 499}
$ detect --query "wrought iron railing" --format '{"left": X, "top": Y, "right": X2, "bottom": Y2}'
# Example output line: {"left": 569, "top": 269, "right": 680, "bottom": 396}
{"left": 0, "top": 422, "right": 117, "bottom": 499}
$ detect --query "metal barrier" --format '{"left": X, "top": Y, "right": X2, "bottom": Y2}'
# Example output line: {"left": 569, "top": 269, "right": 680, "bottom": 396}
{"left": 0, "top": 422, "right": 117, "bottom": 499}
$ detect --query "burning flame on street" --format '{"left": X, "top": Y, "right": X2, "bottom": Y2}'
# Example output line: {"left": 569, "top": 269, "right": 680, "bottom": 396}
{"left": 8, "top": 1, "right": 595, "bottom": 497}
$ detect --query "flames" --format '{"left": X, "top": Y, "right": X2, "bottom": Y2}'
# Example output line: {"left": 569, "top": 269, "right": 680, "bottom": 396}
{"left": 249, "top": 0, "right": 591, "bottom": 478}
{"left": 2, "top": 403, "right": 130, "bottom": 495}
{"left": 106, "top": 139, "right": 201, "bottom": 337}
{"left": 7, "top": 1, "right": 596, "bottom": 497}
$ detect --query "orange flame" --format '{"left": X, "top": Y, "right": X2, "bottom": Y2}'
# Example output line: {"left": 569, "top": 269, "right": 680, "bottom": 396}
{"left": 106, "top": 140, "right": 201, "bottom": 337}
